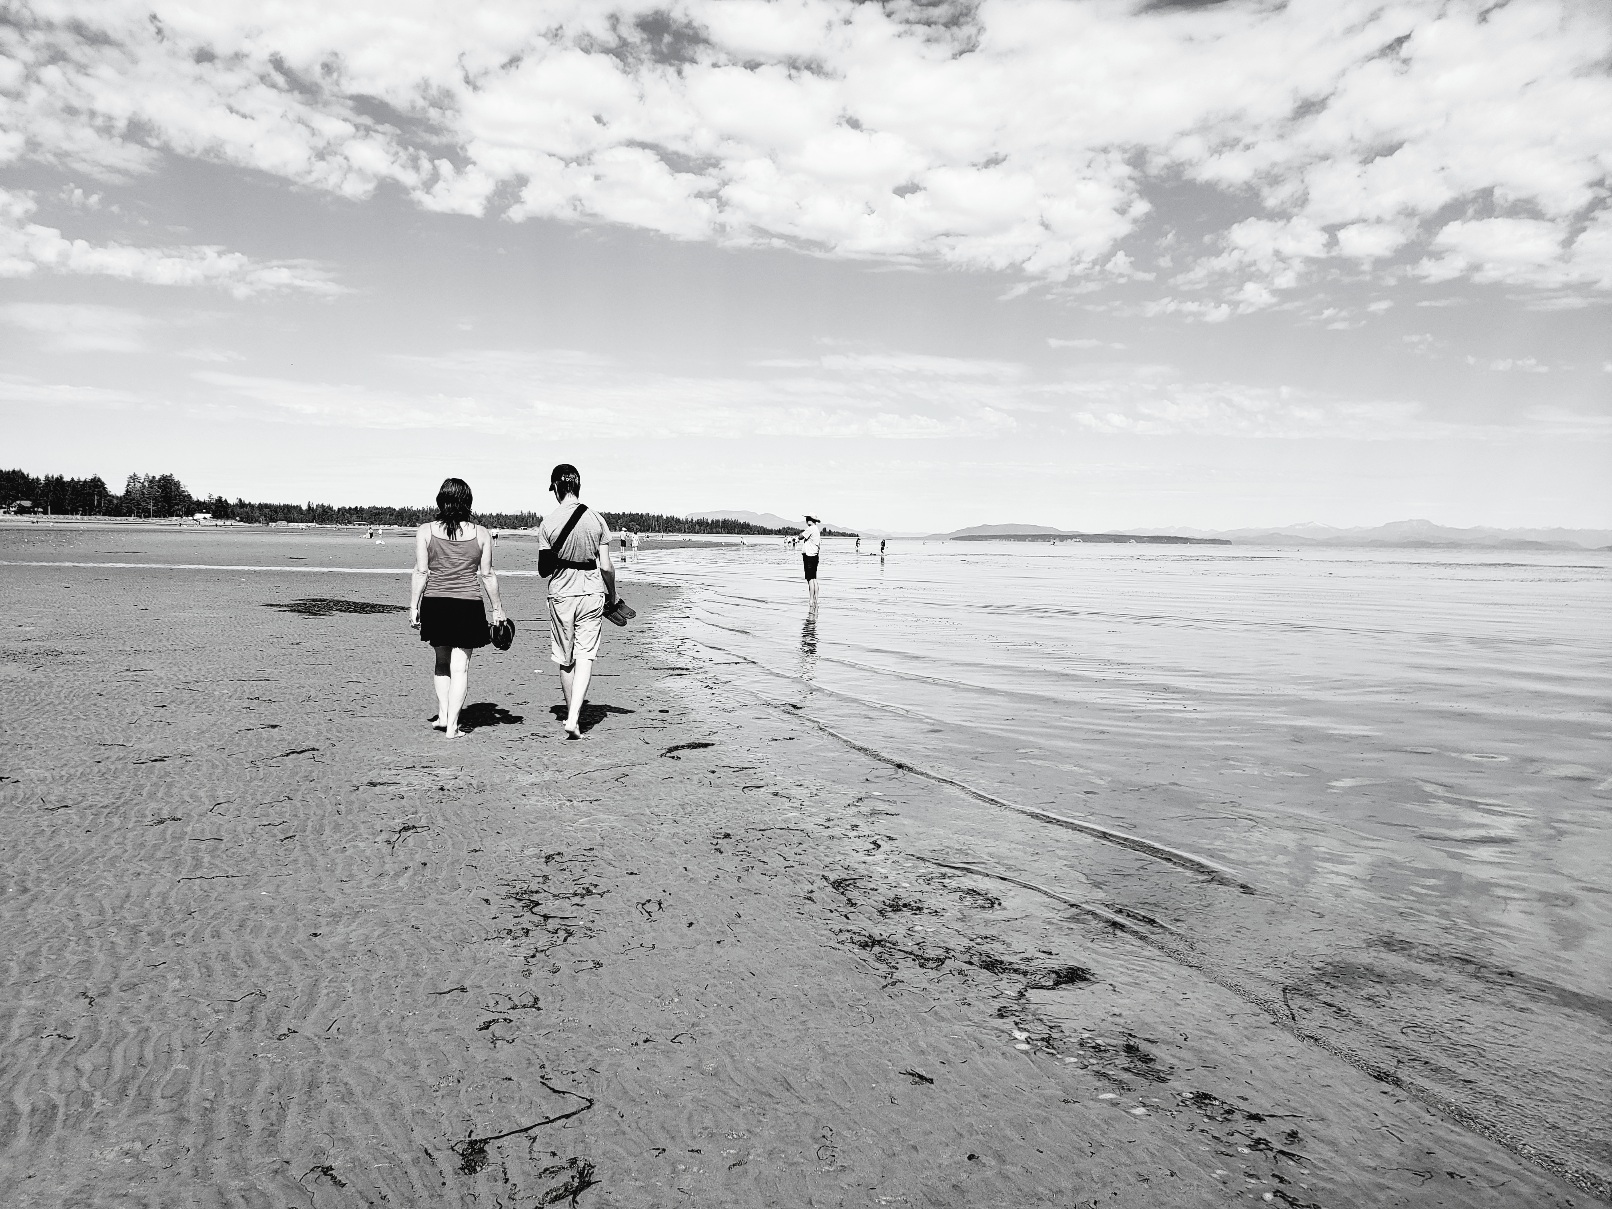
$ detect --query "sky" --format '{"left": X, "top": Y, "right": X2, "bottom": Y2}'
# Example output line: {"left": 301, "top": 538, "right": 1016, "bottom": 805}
{"left": 1, "top": 0, "right": 1609, "bottom": 532}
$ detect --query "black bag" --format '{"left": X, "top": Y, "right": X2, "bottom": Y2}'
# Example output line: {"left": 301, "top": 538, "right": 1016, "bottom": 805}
{"left": 490, "top": 617, "right": 515, "bottom": 650}
{"left": 538, "top": 504, "right": 590, "bottom": 578}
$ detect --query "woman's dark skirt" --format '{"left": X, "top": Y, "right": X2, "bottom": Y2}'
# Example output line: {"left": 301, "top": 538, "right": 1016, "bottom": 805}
{"left": 419, "top": 596, "right": 490, "bottom": 649}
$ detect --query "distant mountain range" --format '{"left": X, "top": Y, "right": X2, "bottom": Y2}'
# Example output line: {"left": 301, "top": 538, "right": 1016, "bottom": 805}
{"left": 692, "top": 510, "right": 859, "bottom": 535}
{"left": 1131, "top": 520, "right": 1612, "bottom": 550}
{"left": 924, "top": 519, "right": 1611, "bottom": 548}
{"left": 695, "top": 513, "right": 1612, "bottom": 549}
{"left": 940, "top": 523, "right": 1064, "bottom": 537}
{"left": 927, "top": 523, "right": 1228, "bottom": 545}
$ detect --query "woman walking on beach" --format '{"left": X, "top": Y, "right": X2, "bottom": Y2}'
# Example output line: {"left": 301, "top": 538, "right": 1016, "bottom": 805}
{"left": 410, "top": 478, "right": 506, "bottom": 738}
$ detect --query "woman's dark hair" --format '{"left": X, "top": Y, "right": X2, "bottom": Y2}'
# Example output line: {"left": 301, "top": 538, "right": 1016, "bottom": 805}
{"left": 435, "top": 477, "right": 473, "bottom": 539}
{"left": 550, "top": 463, "right": 581, "bottom": 498}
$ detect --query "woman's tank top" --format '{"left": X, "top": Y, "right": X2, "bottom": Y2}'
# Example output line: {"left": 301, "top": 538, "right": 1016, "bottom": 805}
{"left": 425, "top": 530, "right": 483, "bottom": 600}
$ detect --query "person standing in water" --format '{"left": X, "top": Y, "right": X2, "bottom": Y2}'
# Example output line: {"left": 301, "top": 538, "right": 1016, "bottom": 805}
{"left": 410, "top": 478, "right": 505, "bottom": 738}
{"left": 798, "top": 515, "right": 823, "bottom": 606}
{"left": 539, "top": 463, "right": 616, "bottom": 739}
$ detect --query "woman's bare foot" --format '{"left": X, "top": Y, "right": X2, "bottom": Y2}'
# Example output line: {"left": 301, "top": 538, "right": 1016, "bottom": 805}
{"left": 430, "top": 716, "right": 447, "bottom": 731}
{"left": 563, "top": 723, "right": 582, "bottom": 740}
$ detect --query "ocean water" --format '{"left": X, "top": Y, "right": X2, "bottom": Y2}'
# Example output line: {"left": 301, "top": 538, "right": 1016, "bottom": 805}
{"left": 633, "top": 537, "right": 1612, "bottom": 1190}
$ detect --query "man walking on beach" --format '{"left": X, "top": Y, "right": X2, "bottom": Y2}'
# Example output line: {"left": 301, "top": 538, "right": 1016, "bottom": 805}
{"left": 539, "top": 464, "right": 616, "bottom": 739}
{"left": 799, "top": 515, "right": 823, "bottom": 606}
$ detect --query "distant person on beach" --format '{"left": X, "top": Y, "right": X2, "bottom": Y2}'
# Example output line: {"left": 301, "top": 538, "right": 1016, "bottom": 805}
{"left": 539, "top": 463, "right": 616, "bottom": 739}
{"left": 879, "top": 538, "right": 886, "bottom": 561}
{"left": 409, "top": 478, "right": 506, "bottom": 739}
{"left": 798, "top": 515, "right": 823, "bottom": 605}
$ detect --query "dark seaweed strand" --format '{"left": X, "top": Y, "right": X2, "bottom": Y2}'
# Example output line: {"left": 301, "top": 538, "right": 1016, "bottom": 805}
{"left": 450, "top": 1081, "right": 595, "bottom": 1175}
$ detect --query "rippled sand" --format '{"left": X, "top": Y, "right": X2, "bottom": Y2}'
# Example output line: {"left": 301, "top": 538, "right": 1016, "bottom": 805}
{"left": 0, "top": 523, "right": 1591, "bottom": 1205}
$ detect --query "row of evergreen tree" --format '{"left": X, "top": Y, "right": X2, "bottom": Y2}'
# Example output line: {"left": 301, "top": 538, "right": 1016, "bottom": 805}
{"left": 0, "top": 469, "right": 833, "bottom": 536}
{"left": 0, "top": 470, "right": 201, "bottom": 519}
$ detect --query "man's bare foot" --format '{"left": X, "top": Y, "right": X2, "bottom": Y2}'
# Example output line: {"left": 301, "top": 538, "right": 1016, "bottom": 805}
{"left": 430, "top": 716, "right": 447, "bottom": 731}
{"left": 563, "top": 723, "right": 582, "bottom": 740}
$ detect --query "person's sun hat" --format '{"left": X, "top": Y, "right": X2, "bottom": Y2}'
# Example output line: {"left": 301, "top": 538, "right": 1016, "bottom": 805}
{"left": 804, "top": 514, "right": 820, "bottom": 523}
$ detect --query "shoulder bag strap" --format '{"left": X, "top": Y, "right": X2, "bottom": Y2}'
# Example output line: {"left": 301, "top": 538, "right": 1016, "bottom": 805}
{"left": 548, "top": 503, "right": 589, "bottom": 555}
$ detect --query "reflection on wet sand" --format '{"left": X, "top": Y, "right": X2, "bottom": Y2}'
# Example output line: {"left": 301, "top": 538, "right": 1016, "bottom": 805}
{"left": 799, "top": 609, "right": 819, "bottom": 682}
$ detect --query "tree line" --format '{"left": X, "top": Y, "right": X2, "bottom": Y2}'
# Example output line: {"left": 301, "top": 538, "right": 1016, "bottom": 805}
{"left": 0, "top": 469, "right": 846, "bottom": 536}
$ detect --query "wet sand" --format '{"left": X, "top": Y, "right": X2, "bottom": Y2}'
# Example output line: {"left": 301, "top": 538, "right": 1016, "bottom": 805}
{"left": 0, "top": 526, "right": 1592, "bottom": 1206}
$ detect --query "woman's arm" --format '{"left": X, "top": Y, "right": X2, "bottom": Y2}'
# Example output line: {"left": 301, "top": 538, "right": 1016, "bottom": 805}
{"left": 409, "top": 524, "right": 430, "bottom": 627}
{"left": 477, "top": 526, "right": 505, "bottom": 621}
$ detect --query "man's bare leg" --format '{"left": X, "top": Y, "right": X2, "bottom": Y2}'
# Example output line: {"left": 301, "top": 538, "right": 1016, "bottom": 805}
{"left": 563, "top": 656, "right": 594, "bottom": 738}
{"left": 444, "top": 647, "right": 472, "bottom": 736}
{"left": 559, "top": 662, "right": 575, "bottom": 721}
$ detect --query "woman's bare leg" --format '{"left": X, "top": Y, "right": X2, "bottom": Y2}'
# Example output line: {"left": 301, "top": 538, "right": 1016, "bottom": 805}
{"left": 431, "top": 645, "right": 451, "bottom": 728}
{"left": 444, "top": 647, "right": 472, "bottom": 736}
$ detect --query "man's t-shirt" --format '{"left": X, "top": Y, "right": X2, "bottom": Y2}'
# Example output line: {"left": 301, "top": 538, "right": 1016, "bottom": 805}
{"left": 799, "top": 524, "right": 822, "bottom": 557}
{"left": 540, "top": 502, "right": 611, "bottom": 598}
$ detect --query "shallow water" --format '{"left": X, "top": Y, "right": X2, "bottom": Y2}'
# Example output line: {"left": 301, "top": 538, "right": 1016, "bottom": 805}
{"left": 635, "top": 537, "right": 1612, "bottom": 1188}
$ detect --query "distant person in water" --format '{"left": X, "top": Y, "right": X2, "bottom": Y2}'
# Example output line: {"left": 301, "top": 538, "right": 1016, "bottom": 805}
{"left": 798, "top": 515, "right": 823, "bottom": 605}
{"left": 879, "top": 538, "right": 886, "bottom": 561}
{"left": 410, "top": 478, "right": 505, "bottom": 738}
{"left": 539, "top": 463, "right": 616, "bottom": 739}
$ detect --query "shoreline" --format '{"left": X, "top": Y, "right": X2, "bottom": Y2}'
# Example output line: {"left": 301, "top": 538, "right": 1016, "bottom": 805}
{"left": 0, "top": 539, "right": 1595, "bottom": 1205}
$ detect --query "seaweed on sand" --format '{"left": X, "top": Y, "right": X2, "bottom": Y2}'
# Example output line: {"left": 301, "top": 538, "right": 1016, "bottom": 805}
{"left": 266, "top": 598, "right": 406, "bottom": 617}
{"left": 451, "top": 1082, "right": 596, "bottom": 1175}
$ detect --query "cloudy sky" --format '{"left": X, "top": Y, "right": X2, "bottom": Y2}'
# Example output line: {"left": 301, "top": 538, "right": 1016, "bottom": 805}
{"left": 2, "top": 0, "right": 1609, "bottom": 531}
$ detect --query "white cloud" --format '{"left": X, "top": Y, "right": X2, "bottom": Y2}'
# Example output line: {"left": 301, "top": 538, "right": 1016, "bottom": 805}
{"left": 1048, "top": 338, "right": 1126, "bottom": 350}
{"left": 1420, "top": 218, "right": 1565, "bottom": 285}
{"left": 1466, "top": 355, "right": 1551, "bottom": 374}
{"left": 0, "top": 302, "right": 148, "bottom": 351}
{"left": 0, "top": 0, "right": 1604, "bottom": 296}
{"left": 0, "top": 372, "right": 149, "bottom": 406}
{"left": 176, "top": 343, "right": 1566, "bottom": 445}
{"left": 0, "top": 188, "right": 342, "bottom": 296}
{"left": 1336, "top": 223, "right": 1408, "bottom": 262}
{"left": 195, "top": 352, "right": 1026, "bottom": 441}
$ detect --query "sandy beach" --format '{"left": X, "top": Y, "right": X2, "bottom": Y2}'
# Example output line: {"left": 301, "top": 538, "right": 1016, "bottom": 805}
{"left": 0, "top": 525, "right": 1593, "bottom": 1207}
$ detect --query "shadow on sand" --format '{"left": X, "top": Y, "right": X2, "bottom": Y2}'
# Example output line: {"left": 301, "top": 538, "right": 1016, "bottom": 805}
{"left": 546, "top": 703, "right": 637, "bottom": 734}
{"left": 458, "top": 703, "right": 525, "bottom": 731}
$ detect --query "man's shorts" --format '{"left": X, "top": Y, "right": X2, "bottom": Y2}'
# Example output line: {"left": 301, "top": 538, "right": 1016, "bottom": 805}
{"left": 548, "top": 593, "right": 605, "bottom": 667}
{"left": 802, "top": 555, "right": 819, "bottom": 581}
